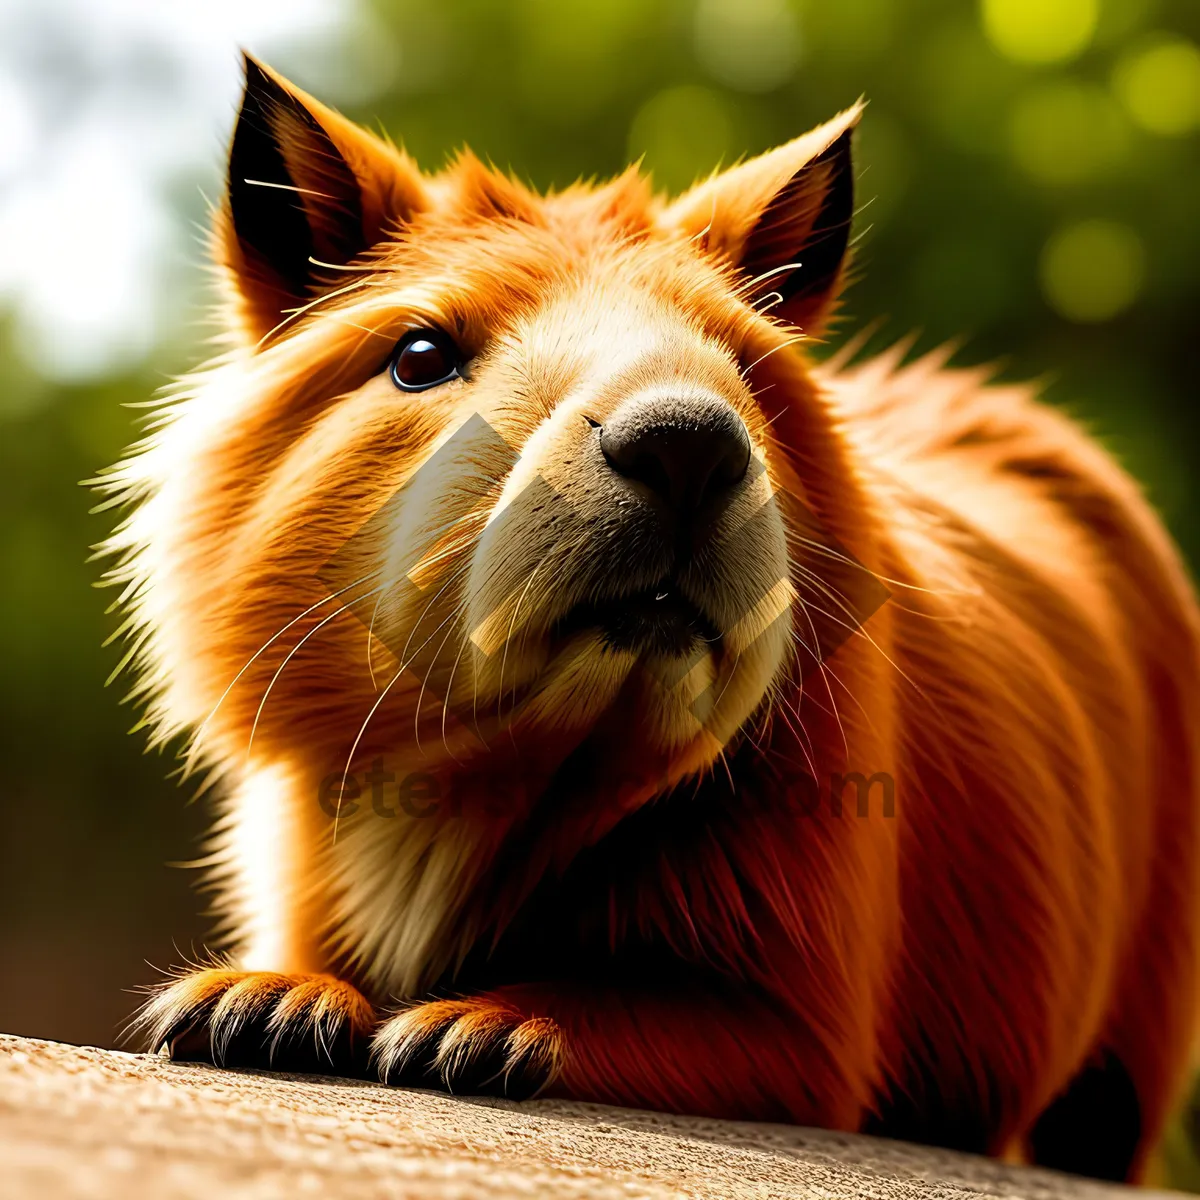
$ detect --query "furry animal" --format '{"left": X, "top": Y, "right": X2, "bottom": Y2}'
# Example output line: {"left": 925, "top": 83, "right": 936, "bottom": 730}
{"left": 101, "top": 57, "right": 1200, "bottom": 1182}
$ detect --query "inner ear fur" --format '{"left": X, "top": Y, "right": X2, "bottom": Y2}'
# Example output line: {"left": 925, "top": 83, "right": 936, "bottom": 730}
{"left": 217, "top": 55, "right": 428, "bottom": 345}
{"left": 661, "top": 102, "right": 863, "bottom": 334}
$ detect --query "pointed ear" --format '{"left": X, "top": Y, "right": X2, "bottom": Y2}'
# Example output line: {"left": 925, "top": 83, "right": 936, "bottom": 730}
{"left": 661, "top": 103, "right": 862, "bottom": 334}
{"left": 217, "top": 55, "right": 428, "bottom": 345}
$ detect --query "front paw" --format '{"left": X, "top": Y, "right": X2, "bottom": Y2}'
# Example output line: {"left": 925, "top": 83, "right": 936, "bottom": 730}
{"left": 136, "top": 967, "right": 376, "bottom": 1075}
{"left": 370, "top": 995, "right": 563, "bottom": 1099}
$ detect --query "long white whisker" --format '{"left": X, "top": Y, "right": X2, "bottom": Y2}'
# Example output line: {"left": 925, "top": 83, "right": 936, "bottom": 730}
{"left": 243, "top": 179, "right": 334, "bottom": 199}
{"left": 787, "top": 571, "right": 894, "bottom": 747}
{"left": 774, "top": 692, "right": 820, "bottom": 781}
{"left": 497, "top": 560, "right": 545, "bottom": 729}
{"left": 706, "top": 651, "right": 741, "bottom": 720}
{"left": 366, "top": 588, "right": 388, "bottom": 691}
{"left": 395, "top": 560, "right": 473, "bottom": 670}
{"left": 253, "top": 276, "right": 375, "bottom": 351}
{"left": 439, "top": 628, "right": 472, "bottom": 765}
{"left": 791, "top": 561, "right": 917, "bottom": 695}
{"left": 245, "top": 583, "right": 384, "bottom": 763}
{"left": 716, "top": 747, "right": 735, "bottom": 793}
{"left": 414, "top": 609, "right": 468, "bottom": 757}
{"left": 742, "top": 335, "right": 807, "bottom": 376}
{"left": 335, "top": 665, "right": 405, "bottom": 846}
{"left": 332, "top": 599, "right": 466, "bottom": 844}
{"left": 316, "top": 312, "right": 396, "bottom": 342}
{"left": 739, "top": 260, "right": 805, "bottom": 293}
{"left": 791, "top": 535, "right": 957, "bottom": 595}
{"left": 308, "top": 256, "right": 388, "bottom": 274}
{"left": 188, "top": 571, "right": 380, "bottom": 770}
{"left": 792, "top": 588, "right": 850, "bottom": 760}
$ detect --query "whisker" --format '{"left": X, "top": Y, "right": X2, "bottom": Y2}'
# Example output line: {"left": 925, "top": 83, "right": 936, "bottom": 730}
{"left": 742, "top": 335, "right": 807, "bottom": 377}
{"left": 707, "top": 651, "right": 741, "bottom": 717}
{"left": 773, "top": 692, "right": 820, "bottom": 781}
{"left": 188, "top": 570, "right": 380, "bottom": 772}
{"left": 791, "top": 561, "right": 918, "bottom": 697}
{"left": 334, "top": 667, "right": 404, "bottom": 845}
{"left": 332, "top": 599, "right": 467, "bottom": 844}
{"left": 414, "top": 610, "right": 468, "bottom": 757}
{"left": 396, "top": 560, "right": 473, "bottom": 670}
{"left": 308, "top": 256, "right": 389, "bottom": 274}
{"left": 760, "top": 403, "right": 789, "bottom": 430}
{"left": 497, "top": 560, "right": 545, "bottom": 729}
{"left": 254, "top": 276, "right": 376, "bottom": 350}
{"left": 689, "top": 194, "right": 717, "bottom": 245}
{"left": 792, "top": 535, "right": 958, "bottom": 596}
{"left": 716, "top": 747, "right": 735, "bottom": 793}
{"left": 243, "top": 179, "right": 335, "bottom": 199}
{"left": 738, "top": 260, "right": 805, "bottom": 294}
{"left": 439, "top": 628, "right": 473, "bottom": 765}
{"left": 366, "top": 587, "right": 387, "bottom": 691}
{"left": 786, "top": 563, "right": 904, "bottom": 747}
{"left": 791, "top": 589, "right": 850, "bottom": 761}
{"left": 246, "top": 583, "right": 385, "bottom": 763}
{"left": 315, "top": 312, "right": 397, "bottom": 342}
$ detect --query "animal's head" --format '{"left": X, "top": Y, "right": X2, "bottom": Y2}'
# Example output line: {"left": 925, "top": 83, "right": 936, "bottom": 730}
{"left": 105, "top": 57, "right": 872, "bottom": 814}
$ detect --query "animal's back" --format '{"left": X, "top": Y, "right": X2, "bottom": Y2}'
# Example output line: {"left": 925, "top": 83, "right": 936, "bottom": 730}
{"left": 823, "top": 346, "right": 1200, "bottom": 1173}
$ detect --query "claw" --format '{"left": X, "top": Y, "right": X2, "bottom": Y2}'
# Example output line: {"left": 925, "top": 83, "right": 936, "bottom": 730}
{"left": 132, "top": 967, "right": 375, "bottom": 1075}
{"left": 370, "top": 997, "right": 563, "bottom": 1099}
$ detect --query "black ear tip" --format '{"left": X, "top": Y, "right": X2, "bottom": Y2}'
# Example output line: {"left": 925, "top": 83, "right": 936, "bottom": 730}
{"left": 239, "top": 52, "right": 289, "bottom": 109}
{"left": 820, "top": 127, "right": 855, "bottom": 165}
{"left": 240, "top": 50, "right": 264, "bottom": 87}
{"left": 241, "top": 50, "right": 266, "bottom": 78}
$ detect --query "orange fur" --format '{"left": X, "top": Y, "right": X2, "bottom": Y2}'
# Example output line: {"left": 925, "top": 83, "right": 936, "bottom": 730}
{"left": 102, "top": 57, "right": 1200, "bottom": 1180}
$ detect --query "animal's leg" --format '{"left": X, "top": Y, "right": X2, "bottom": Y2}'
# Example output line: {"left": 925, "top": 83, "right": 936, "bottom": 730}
{"left": 371, "top": 981, "right": 869, "bottom": 1126}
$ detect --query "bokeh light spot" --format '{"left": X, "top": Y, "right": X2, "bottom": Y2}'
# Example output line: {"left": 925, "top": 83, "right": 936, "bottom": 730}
{"left": 981, "top": 0, "right": 1097, "bottom": 65}
{"left": 628, "top": 85, "right": 734, "bottom": 193}
{"left": 693, "top": 0, "right": 800, "bottom": 93}
{"left": 1009, "top": 81, "right": 1130, "bottom": 184}
{"left": 1040, "top": 219, "right": 1145, "bottom": 322}
{"left": 1113, "top": 36, "right": 1200, "bottom": 136}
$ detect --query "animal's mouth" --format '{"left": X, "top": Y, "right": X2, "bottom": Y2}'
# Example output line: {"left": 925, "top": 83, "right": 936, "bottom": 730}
{"left": 554, "top": 580, "right": 722, "bottom": 660}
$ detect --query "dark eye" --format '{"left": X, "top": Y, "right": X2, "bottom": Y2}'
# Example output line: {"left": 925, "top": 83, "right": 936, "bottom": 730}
{"left": 389, "top": 329, "right": 463, "bottom": 391}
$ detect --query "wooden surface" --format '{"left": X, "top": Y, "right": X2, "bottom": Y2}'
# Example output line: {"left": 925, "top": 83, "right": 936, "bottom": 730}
{"left": 0, "top": 1034, "right": 1178, "bottom": 1199}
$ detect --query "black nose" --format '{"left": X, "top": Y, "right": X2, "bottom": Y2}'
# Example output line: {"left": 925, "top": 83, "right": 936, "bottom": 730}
{"left": 599, "top": 395, "right": 751, "bottom": 518}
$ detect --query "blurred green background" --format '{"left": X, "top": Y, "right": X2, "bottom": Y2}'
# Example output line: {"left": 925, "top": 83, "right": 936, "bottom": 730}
{"left": 2, "top": 0, "right": 1199, "bottom": 1174}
